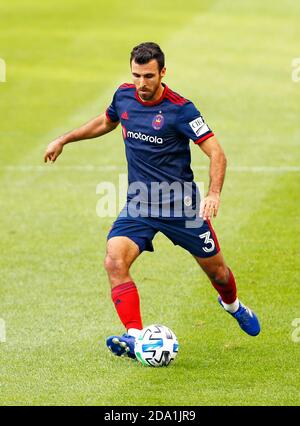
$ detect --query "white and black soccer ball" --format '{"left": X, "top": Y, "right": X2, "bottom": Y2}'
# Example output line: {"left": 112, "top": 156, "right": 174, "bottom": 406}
{"left": 134, "top": 324, "right": 179, "bottom": 367}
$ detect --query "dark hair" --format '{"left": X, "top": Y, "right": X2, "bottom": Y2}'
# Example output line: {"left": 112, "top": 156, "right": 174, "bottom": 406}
{"left": 130, "top": 42, "right": 165, "bottom": 72}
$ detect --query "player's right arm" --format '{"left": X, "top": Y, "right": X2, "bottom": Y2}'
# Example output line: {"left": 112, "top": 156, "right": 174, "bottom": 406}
{"left": 44, "top": 112, "right": 119, "bottom": 163}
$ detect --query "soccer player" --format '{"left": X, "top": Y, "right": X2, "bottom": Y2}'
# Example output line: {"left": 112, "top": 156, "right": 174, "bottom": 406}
{"left": 44, "top": 42, "right": 260, "bottom": 359}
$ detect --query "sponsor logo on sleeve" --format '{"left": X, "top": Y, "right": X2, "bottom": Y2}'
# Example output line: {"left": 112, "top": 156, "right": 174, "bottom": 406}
{"left": 189, "top": 117, "right": 209, "bottom": 137}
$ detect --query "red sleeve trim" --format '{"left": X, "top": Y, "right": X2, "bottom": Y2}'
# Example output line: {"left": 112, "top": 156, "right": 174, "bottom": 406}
{"left": 105, "top": 110, "right": 112, "bottom": 122}
{"left": 194, "top": 132, "right": 214, "bottom": 144}
{"left": 106, "top": 109, "right": 120, "bottom": 123}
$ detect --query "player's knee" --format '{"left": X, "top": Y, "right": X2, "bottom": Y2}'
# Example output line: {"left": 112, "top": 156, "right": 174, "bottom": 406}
{"left": 209, "top": 265, "right": 229, "bottom": 285}
{"left": 104, "top": 254, "right": 128, "bottom": 277}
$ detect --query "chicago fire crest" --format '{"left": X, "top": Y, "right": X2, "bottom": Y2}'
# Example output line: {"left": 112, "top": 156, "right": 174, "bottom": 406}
{"left": 152, "top": 114, "right": 164, "bottom": 130}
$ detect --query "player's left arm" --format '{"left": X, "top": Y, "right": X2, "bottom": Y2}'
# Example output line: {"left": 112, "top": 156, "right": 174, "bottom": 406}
{"left": 198, "top": 135, "right": 227, "bottom": 220}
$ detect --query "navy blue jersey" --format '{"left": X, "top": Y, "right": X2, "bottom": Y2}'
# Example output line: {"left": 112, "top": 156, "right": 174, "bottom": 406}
{"left": 106, "top": 83, "right": 214, "bottom": 218}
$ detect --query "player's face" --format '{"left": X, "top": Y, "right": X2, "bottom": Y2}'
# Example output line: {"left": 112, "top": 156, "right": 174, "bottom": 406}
{"left": 131, "top": 59, "right": 166, "bottom": 101}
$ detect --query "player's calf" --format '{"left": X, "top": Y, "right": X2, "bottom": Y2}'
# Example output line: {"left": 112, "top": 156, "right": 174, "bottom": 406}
{"left": 210, "top": 267, "right": 237, "bottom": 305}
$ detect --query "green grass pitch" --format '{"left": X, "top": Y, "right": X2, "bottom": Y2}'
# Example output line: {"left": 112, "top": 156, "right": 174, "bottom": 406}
{"left": 0, "top": 0, "right": 300, "bottom": 405}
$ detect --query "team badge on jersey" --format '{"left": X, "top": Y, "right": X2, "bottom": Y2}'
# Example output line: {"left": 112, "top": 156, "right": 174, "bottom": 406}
{"left": 152, "top": 114, "right": 164, "bottom": 130}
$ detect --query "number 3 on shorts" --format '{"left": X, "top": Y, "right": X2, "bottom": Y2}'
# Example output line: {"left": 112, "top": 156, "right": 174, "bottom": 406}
{"left": 199, "top": 231, "right": 215, "bottom": 253}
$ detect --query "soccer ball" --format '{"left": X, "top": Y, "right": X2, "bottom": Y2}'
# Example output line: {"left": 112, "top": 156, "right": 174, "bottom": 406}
{"left": 134, "top": 324, "right": 179, "bottom": 367}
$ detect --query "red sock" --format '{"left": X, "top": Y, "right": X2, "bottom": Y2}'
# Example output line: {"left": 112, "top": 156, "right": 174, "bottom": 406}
{"left": 111, "top": 281, "right": 143, "bottom": 330}
{"left": 211, "top": 268, "right": 237, "bottom": 304}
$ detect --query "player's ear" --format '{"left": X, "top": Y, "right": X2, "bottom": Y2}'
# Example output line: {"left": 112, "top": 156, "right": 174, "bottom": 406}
{"left": 160, "top": 67, "right": 166, "bottom": 78}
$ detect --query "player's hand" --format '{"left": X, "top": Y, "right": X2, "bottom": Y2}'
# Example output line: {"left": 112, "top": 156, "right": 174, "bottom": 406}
{"left": 200, "top": 192, "right": 220, "bottom": 221}
{"left": 44, "top": 139, "right": 64, "bottom": 163}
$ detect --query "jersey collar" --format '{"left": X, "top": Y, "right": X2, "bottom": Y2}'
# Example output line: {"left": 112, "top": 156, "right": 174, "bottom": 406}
{"left": 135, "top": 83, "right": 168, "bottom": 107}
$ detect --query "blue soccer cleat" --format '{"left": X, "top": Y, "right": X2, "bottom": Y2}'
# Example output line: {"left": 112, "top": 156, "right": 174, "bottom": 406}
{"left": 106, "top": 333, "right": 136, "bottom": 359}
{"left": 218, "top": 296, "right": 261, "bottom": 336}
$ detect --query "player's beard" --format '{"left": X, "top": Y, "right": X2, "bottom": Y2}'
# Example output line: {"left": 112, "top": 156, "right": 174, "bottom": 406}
{"left": 138, "top": 82, "right": 161, "bottom": 101}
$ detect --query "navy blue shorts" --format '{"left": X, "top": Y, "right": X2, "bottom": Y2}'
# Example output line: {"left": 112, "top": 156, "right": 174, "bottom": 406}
{"left": 107, "top": 212, "right": 220, "bottom": 258}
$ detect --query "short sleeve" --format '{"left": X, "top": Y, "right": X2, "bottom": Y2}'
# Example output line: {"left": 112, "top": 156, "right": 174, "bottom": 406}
{"left": 106, "top": 91, "right": 120, "bottom": 123}
{"left": 176, "top": 101, "right": 214, "bottom": 144}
